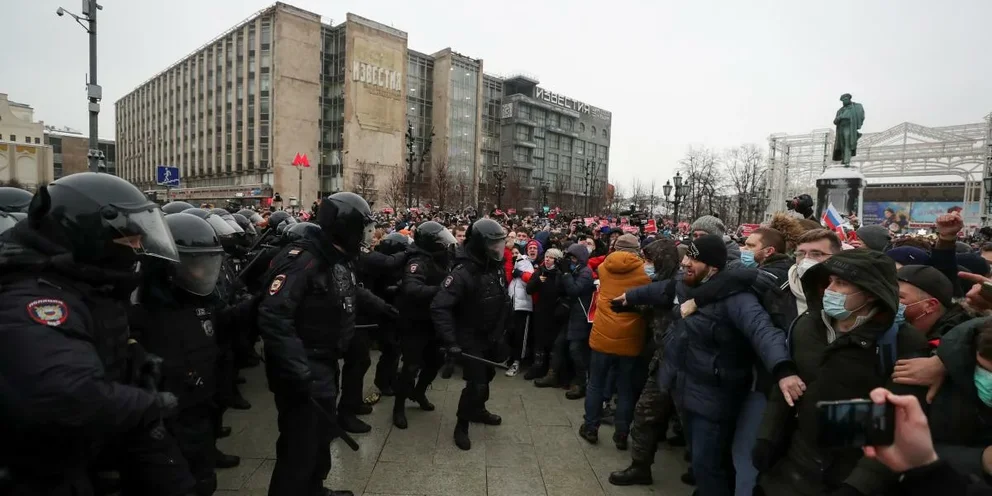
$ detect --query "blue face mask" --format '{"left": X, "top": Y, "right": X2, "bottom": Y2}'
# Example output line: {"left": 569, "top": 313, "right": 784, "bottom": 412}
{"left": 644, "top": 264, "right": 656, "bottom": 278}
{"left": 822, "top": 289, "right": 865, "bottom": 320}
{"left": 894, "top": 303, "right": 907, "bottom": 326}
{"left": 569, "top": 263, "right": 579, "bottom": 272}
{"left": 740, "top": 250, "right": 758, "bottom": 268}
{"left": 974, "top": 366, "right": 992, "bottom": 407}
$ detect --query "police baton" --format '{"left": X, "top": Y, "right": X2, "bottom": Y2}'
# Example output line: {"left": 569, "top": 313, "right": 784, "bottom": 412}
{"left": 308, "top": 397, "right": 361, "bottom": 452}
{"left": 439, "top": 348, "right": 509, "bottom": 379}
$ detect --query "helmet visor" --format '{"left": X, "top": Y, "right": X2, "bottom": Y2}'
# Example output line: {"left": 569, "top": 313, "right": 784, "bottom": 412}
{"left": 437, "top": 229, "right": 457, "bottom": 248}
{"left": 486, "top": 239, "right": 506, "bottom": 261}
{"left": 109, "top": 208, "right": 180, "bottom": 263}
{"left": 174, "top": 252, "right": 224, "bottom": 296}
{"left": 205, "top": 215, "right": 238, "bottom": 237}
{"left": 218, "top": 214, "right": 245, "bottom": 234}
{"left": 0, "top": 213, "right": 17, "bottom": 234}
{"left": 361, "top": 223, "right": 375, "bottom": 250}
{"left": 248, "top": 212, "right": 264, "bottom": 225}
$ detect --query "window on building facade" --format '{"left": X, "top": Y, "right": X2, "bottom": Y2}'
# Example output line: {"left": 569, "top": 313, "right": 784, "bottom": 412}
{"left": 591, "top": 126, "right": 597, "bottom": 137}
{"left": 599, "top": 145, "right": 608, "bottom": 160}
{"left": 548, "top": 113, "right": 560, "bottom": 128}
{"left": 34, "top": 137, "right": 40, "bottom": 144}
{"left": 547, "top": 153, "right": 558, "bottom": 169}
{"left": 562, "top": 156, "right": 572, "bottom": 172}
{"left": 548, "top": 134, "right": 559, "bottom": 149}
{"left": 515, "top": 125, "right": 530, "bottom": 141}
{"left": 561, "top": 137, "right": 572, "bottom": 152}
{"left": 533, "top": 108, "right": 546, "bottom": 126}
{"left": 9, "top": 135, "right": 15, "bottom": 141}
{"left": 602, "top": 129, "right": 608, "bottom": 139}
{"left": 514, "top": 146, "right": 530, "bottom": 164}
{"left": 518, "top": 104, "right": 530, "bottom": 120}
{"left": 578, "top": 122, "right": 585, "bottom": 133}
{"left": 561, "top": 117, "right": 573, "bottom": 131}
{"left": 576, "top": 140, "right": 585, "bottom": 155}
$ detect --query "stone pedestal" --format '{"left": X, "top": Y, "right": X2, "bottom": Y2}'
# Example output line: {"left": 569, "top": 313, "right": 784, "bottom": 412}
{"left": 815, "top": 166, "right": 866, "bottom": 222}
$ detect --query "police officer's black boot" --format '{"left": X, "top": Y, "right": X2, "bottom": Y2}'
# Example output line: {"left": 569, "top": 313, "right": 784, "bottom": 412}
{"left": 411, "top": 382, "right": 435, "bottom": 412}
{"left": 214, "top": 447, "right": 241, "bottom": 469}
{"left": 338, "top": 412, "right": 371, "bottom": 433}
{"left": 608, "top": 461, "right": 654, "bottom": 486}
{"left": 453, "top": 418, "right": 471, "bottom": 451}
{"left": 523, "top": 353, "right": 545, "bottom": 380}
{"left": 392, "top": 394, "right": 408, "bottom": 430}
{"left": 468, "top": 409, "right": 501, "bottom": 425}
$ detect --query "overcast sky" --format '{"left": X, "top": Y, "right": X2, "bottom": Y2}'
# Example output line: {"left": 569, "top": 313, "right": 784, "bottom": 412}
{"left": 5, "top": 0, "right": 991, "bottom": 186}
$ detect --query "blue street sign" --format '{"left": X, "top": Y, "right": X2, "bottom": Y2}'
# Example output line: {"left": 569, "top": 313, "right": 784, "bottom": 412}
{"left": 156, "top": 166, "right": 180, "bottom": 187}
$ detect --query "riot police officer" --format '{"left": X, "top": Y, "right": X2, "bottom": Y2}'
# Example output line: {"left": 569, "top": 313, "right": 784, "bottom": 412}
{"left": 0, "top": 173, "right": 188, "bottom": 494}
{"left": 392, "top": 221, "right": 456, "bottom": 429}
{"left": 0, "top": 211, "right": 24, "bottom": 235}
{"left": 258, "top": 192, "right": 394, "bottom": 496}
{"left": 130, "top": 212, "right": 228, "bottom": 495}
{"left": 336, "top": 228, "right": 410, "bottom": 432}
{"left": 366, "top": 232, "right": 411, "bottom": 400}
{"left": 431, "top": 218, "right": 512, "bottom": 451}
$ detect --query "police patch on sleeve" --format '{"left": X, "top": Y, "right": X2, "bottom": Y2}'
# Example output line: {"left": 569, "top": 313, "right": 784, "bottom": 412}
{"left": 269, "top": 274, "right": 287, "bottom": 295}
{"left": 27, "top": 299, "right": 69, "bottom": 326}
{"left": 409, "top": 263, "right": 419, "bottom": 273}
{"left": 443, "top": 275, "right": 454, "bottom": 288}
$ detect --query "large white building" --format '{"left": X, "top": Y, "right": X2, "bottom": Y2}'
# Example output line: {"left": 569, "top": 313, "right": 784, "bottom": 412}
{"left": 0, "top": 93, "right": 55, "bottom": 189}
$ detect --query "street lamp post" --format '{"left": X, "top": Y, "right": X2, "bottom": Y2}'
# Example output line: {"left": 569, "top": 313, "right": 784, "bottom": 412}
{"left": 57, "top": 0, "right": 103, "bottom": 173}
{"left": 663, "top": 171, "right": 688, "bottom": 225}
{"left": 491, "top": 162, "right": 507, "bottom": 210}
{"left": 404, "top": 122, "right": 433, "bottom": 210}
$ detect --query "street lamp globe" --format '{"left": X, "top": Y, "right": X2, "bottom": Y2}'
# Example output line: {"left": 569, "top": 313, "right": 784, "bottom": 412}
{"left": 674, "top": 171, "right": 683, "bottom": 189}
{"left": 663, "top": 180, "right": 673, "bottom": 199}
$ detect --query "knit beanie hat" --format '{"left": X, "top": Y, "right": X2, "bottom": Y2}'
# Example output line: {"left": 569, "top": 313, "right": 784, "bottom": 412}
{"left": 545, "top": 248, "right": 564, "bottom": 261}
{"left": 690, "top": 215, "right": 726, "bottom": 237}
{"left": 687, "top": 234, "right": 728, "bottom": 270}
{"left": 855, "top": 225, "right": 891, "bottom": 252}
{"left": 885, "top": 246, "right": 930, "bottom": 266}
{"left": 614, "top": 234, "right": 640, "bottom": 255}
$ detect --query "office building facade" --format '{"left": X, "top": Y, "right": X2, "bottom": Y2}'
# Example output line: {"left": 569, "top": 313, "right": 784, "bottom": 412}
{"left": 115, "top": 2, "right": 610, "bottom": 211}
{"left": 0, "top": 93, "right": 55, "bottom": 189}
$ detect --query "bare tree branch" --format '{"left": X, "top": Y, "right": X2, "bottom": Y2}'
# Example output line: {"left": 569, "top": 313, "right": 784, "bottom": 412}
{"left": 429, "top": 157, "right": 453, "bottom": 211}
{"left": 351, "top": 160, "right": 378, "bottom": 203}
{"left": 383, "top": 167, "right": 408, "bottom": 212}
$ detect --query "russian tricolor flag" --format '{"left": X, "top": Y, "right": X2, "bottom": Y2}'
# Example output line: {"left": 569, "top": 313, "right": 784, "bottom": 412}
{"left": 821, "top": 203, "right": 845, "bottom": 236}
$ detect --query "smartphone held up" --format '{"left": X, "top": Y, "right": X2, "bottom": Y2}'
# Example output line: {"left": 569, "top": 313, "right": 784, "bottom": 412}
{"left": 817, "top": 399, "right": 895, "bottom": 448}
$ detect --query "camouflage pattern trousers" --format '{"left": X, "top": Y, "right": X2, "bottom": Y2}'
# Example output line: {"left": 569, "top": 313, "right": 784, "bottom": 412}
{"left": 629, "top": 353, "right": 678, "bottom": 464}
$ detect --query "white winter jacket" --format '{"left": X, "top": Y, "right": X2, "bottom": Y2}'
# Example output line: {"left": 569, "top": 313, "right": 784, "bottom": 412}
{"left": 508, "top": 257, "right": 535, "bottom": 311}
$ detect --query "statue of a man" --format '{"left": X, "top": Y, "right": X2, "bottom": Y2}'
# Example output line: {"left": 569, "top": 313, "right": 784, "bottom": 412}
{"left": 832, "top": 93, "right": 865, "bottom": 166}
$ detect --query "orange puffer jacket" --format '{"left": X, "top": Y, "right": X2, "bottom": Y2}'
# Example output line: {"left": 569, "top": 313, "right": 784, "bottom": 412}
{"left": 589, "top": 251, "right": 652, "bottom": 357}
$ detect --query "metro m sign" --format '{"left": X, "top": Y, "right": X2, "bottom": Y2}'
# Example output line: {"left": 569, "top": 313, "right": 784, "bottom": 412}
{"left": 293, "top": 153, "right": 311, "bottom": 167}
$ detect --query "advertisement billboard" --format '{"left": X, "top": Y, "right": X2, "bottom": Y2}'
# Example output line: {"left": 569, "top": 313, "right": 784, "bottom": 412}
{"left": 863, "top": 201, "right": 979, "bottom": 231}
{"left": 863, "top": 201, "right": 912, "bottom": 235}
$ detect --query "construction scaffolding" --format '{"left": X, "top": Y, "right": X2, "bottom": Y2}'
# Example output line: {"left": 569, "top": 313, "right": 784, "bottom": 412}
{"left": 766, "top": 113, "right": 992, "bottom": 221}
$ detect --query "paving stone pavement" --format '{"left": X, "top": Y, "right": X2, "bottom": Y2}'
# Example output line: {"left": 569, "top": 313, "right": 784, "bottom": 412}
{"left": 216, "top": 353, "right": 689, "bottom": 495}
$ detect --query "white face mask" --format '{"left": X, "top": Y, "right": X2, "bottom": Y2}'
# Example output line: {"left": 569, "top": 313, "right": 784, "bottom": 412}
{"left": 797, "top": 258, "right": 818, "bottom": 278}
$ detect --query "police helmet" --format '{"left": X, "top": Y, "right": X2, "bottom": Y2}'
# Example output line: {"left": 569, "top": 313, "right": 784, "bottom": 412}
{"left": 376, "top": 232, "right": 411, "bottom": 256}
{"left": 283, "top": 222, "right": 321, "bottom": 243}
{"left": 165, "top": 213, "right": 225, "bottom": 296}
{"left": 208, "top": 208, "right": 245, "bottom": 235}
{"left": 267, "top": 210, "right": 292, "bottom": 230}
{"left": 28, "top": 172, "right": 179, "bottom": 268}
{"left": 0, "top": 187, "right": 32, "bottom": 213}
{"left": 318, "top": 192, "right": 373, "bottom": 256}
{"left": 276, "top": 220, "right": 293, "bottom": 235}
{"left": 237, "top": 209, "right": 264, "bottom": 226}
{"left": 182, "top": 208, "right": 238, "bottom": 238}
{"left": 0, "top": 211, "right": 21, "bottom": 235}
{"left": 162, "top": 201, "right": 195, "bottom": 215}
{"left": 232, "top": 213, "right": 257, "bottom": 236}
{"left": 413, "top": 221, "right": 456, "bottom": 254}
{"left": 466, "top": 218, "right": 507, "bottom": 262}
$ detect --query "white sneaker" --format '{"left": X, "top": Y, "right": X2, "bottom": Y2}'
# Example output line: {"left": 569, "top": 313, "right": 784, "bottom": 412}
{"left": 505, "top": 360, "right": 521, "bottom": 377}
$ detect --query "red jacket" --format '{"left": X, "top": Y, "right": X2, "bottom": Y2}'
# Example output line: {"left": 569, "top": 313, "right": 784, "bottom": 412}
{"left": 504, "top": 247, "right": 514, "bottom": 283}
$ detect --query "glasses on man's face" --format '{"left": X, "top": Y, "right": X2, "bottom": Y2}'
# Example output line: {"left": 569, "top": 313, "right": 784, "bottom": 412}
{"left": 795, "top": 250, "right": 829, "bottom": 261}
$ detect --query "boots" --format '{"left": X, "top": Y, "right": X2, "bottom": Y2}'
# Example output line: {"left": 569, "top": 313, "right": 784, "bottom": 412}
{"left": 392, "top": 395, "right": 408, "bottom": 429}
{"left": 608, "top": 461, "right": 654, "bottom": 486}
{"left": 468, "top": 409, "right": 501, "bottom": 425}
{"left": 411, "top": 383, "right": 436, "bottom": 411}
{"left": 338, "top": 413, "right": 371, "bottom": 433}
{"left": 523, "top": 353, "right": 545, "bottom": 380}
{"left": 453, "top": 419, "right": 471, "bottom": 451}
{"left": 565, "top": 383, "right": 586, "bottom": 400}
{"left": 534, "top": 368, "right": 557, "bottom": 388}
{"left": 578, "top": 424, "right": 598, "bottom": 444}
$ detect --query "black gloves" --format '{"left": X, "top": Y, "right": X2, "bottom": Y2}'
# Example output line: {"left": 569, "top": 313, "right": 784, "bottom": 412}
{"left": 155, "top": 391, "right": 179, "bottom": 419}
{"left": 383, "top": 304, "right": 400, "bottom": 320}
{"left": 446, "top": 345, "right": 462, "bottom": 358}
{"left": 512, "top": 269, "right": 523, "bottom": 279}
{"left": 610, "top": 300, "right": 628, "bottom": 313}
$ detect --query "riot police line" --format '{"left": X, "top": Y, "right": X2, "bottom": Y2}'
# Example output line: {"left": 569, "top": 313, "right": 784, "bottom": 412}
{"left": 0, "top": 175, "right": 513, "bottom": 496}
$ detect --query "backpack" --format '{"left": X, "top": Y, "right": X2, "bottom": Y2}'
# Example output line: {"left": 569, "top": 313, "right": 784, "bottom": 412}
{"left": 787, "top": 315, "right": 900, "bottom": 378}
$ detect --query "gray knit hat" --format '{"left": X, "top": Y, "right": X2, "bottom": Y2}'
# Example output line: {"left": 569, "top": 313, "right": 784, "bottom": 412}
{"left": 614, "top": 234, "right": 640, "bottom": 254}
{"left": 690, "top": 215, "right": 726, "bottom": 237}
{"left": 545, "top": 248, "right": 564, "bottom": 260}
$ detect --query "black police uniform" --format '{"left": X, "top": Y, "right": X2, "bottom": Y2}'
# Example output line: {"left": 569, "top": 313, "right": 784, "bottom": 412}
{"left": 0, "top": 174, "right": 192, "bottom": 495}
{"left": 391, "top": 243, "right": 451, "bottom": 429}
{"left": 257, "top": 192, "right": 387, "bottom": 496}
{"left": 431, "top": 219, "right": 512, "bottom": 451}
{"left": 337, "top": 245, "right": 408, "bottom": 427}
{"left": 364, "top": 234, "right": 411, "bottom": 396}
